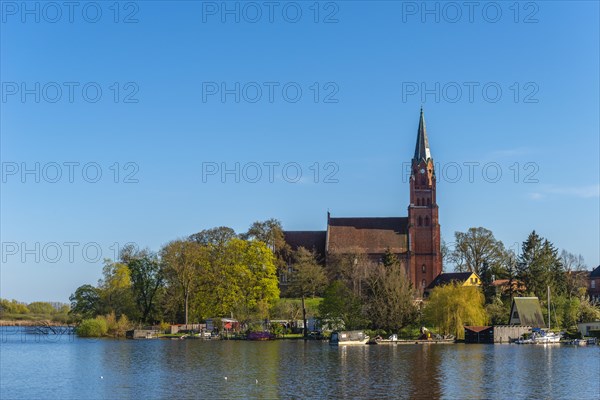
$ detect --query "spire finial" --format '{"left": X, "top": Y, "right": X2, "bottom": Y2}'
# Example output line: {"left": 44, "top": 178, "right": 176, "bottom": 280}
{"left": 414, "top": 109, "right": 431, "bottom": 162}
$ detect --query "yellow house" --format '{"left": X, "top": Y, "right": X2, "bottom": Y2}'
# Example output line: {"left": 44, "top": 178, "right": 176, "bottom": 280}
{"left": 424, "top": 272, "right": 481, "bottom": 296}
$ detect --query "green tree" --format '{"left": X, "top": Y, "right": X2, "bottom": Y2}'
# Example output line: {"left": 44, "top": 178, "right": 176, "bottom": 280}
{"left": 450, "top": 228, "right": 508, "bottom": 290}
{"left": 578, "top": 296, "right": 600, "bottom": 322}
{"left": 485, "top": 298, "right": 509, "bottom": 325}
{"left": 241, "top": 219, "right": 290, "bottom": 276}
{"left": 27, "top": 302, "right": 55, "bottom": 315}
{"left": 189, "top": 226, "right": 237, "bottom": 247}
{"left": 161, "top": 240, "right": 208, "bottom": 324}
{"left": 0, "top": 299, "right": 30, "bottom": 314}
{"left": 287, "top": 247, "right": 328, "bottom": 336}
{"left": 326, "top": 249, "right": 372, "bottom": 297}
{"left": 69, "top": 284, "right": 102, "bottom": 319}
{"left": 195, "top": 238, "right": 279, "bottom": 324}
{"left": 365, "top": 250, "right": 418, "bottom": 333}
{"left": 319, "top": 281, "right": 366, "bottom": 330}
{"left": 503, "top": 250, "right": 525, "bottom": 300}
{"left": 228, "top": 239, "right": 280, "bottom": 325}
{"left": 517, "top": 231, "right": 565, "bottom": 299}
{"left": 127, "top": 251, "right": 164, "bottom": 323}
{"left": 98, "top": 260, "right": 137, "bottom": 319}
{"left": 560, "top": 250, "right": 589, "bottom": 300}
{"left": 423, "top": 283, "right": 487, "bottom": 339}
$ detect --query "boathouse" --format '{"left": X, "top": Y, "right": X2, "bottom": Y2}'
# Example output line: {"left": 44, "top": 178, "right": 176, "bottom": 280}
{"left": 464, "top": 325, "right": 533, "bottom": 343}
{"left": 464, "top": 326, "right": 493, "bottom": 343}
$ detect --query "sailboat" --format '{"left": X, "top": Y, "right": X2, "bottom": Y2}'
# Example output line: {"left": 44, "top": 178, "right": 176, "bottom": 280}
{"left": 534, "top": 286, "right": 561, "bottom": 344}
{"left": 516, "top": 286, "right": 562, "bottom": 344}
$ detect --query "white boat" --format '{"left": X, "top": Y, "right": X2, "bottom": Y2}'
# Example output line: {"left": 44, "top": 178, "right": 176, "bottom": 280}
{"left": 515, "top": 329, "right": 561, "bottom": 344}
{"left": 329, "top": 331, "right": 369, "bottom": 345}
{"left": 532, "top": 330, "right": 561, "bottom": 344}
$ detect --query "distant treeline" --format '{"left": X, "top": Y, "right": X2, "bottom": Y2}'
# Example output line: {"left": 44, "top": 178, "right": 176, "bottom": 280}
{"left": 0, "top": 299, "right": 71, "bottom": 323}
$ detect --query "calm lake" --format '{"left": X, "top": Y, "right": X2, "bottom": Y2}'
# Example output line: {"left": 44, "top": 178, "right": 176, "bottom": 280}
{"left": 1, "top": 327, "right": 598, "bottom": 399}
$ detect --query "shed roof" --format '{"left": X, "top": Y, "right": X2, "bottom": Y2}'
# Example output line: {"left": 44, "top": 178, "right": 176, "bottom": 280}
{"left": 510, "top": 297, "right": 546, "bottom": 328}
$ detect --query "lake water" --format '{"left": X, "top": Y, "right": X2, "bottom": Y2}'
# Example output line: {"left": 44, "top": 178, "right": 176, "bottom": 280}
{"left": 1, "top": 327, "right": 599, "bottom": 399}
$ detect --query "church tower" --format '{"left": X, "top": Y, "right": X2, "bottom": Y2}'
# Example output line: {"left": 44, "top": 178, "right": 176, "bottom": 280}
{"left": 408, "top": 108, "right": 442, "bottom": 293}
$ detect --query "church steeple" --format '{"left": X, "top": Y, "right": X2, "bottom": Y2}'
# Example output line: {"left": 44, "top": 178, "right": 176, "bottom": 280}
{"left": 413, "top": 107, "right": 431, "bottom": 162}
{"left": 407, "top": 108, "right": 441, "bottom": 295}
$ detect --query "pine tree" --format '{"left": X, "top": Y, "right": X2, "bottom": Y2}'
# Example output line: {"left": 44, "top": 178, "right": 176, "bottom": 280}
{"left": 517, "top": 231, "right": 565, "bottom": 299}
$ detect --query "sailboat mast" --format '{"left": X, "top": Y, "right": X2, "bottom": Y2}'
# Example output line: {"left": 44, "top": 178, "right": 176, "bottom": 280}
{"left": 547, "top": 286, "right": 551, "bottom": 330}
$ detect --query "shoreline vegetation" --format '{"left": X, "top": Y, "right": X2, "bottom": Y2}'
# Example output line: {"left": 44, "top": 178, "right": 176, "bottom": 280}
{"left": 3, "top": 223, "right": 599, "bottom": 341}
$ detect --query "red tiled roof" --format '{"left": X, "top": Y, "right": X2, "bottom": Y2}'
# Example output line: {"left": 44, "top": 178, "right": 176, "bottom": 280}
{"left": 464, "top": 326, "right": 492, "bottom": 333}
{"left": 283, "top": 231, "right": 326, "bottom": 258}
{"left": 327, "top": 217, "right": 408, "bottom": 254}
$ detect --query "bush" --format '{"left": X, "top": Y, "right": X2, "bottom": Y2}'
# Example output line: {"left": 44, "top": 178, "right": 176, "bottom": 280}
{"left": 77, "top": 316, "right": 108, "bottom": 337}
{"left": 159, "top": 321, "right": 170, "bottom": 334}
{"left": 104, "top": 312, "right": 133, "bottom": 337}
{"left": 270, "top": 323, "right": 284, "bottom": 337}
{"left": 247, "top": 322, "right": 264, "bottom": 333}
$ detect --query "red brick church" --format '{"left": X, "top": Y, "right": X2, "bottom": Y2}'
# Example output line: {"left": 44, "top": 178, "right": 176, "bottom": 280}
{"left": 284, "top": 109, "right": 443, "bottom": 292}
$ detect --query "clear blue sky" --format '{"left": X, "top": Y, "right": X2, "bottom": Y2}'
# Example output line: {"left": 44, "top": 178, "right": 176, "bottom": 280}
{"left": 1, "top": 1, "right": 598, "bottom": 303}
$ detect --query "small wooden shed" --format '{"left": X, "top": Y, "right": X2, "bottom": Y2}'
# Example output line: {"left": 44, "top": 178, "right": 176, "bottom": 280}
{"left": 464, "top": 326, "right": 494, "bottom": 343}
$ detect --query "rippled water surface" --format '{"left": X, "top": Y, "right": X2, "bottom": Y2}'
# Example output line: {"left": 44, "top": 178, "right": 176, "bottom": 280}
{"left": 1, "top": 327, "right": 598, "bottom": 399}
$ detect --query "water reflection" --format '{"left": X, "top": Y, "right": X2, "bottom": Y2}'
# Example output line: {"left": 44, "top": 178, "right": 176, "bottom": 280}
{"left": 1, "top": 328, "right": 599, "bottom": 400}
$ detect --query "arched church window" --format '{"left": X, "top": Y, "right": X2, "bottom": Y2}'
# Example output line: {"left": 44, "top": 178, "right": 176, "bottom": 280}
{"left": 416, "top": 198, "right": 420, "bottom": 206}
{"left": 425, "top": 216, "right": 430, "bottom": 226}
{"left": 427, "top": 198, "right": 431, "bottom": 206}
{"left": 418, "top": 216, "right": 423, "bottom": 226}
{"left": 422, "top": 279, "right": 426, "bottom": 288}
{"left": 421, "top": 177, "right": 426, "bottom": 186}
{"left": 422, "top": 264, "right": 426, "bottom": 273}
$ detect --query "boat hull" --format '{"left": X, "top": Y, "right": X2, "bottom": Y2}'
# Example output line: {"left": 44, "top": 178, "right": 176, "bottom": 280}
{"left": 329, "top": 331, "right": 369, "bottom": 346}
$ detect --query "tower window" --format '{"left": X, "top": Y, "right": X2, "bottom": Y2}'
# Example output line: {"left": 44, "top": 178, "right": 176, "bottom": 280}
{"left": 421, "top": 279, "right": 426, "bottom": 288}
{"left": 425, "top": 216, "right": 430, "bottom": 226}
{"left": 427, "top": 198, "right": 431, "bottom": 206}
{"left": 422, "top": 264, "right": 426, "bottom": 273}
{"left": 416, "top": 198, "right": 420, "bottom": 206}
{"left": 418, "top": 216, "right": 423, "bottom": 226}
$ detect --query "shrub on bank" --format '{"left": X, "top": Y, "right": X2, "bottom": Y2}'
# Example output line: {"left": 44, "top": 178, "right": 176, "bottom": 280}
{"left": 105, "top": 312, "right": 133, "bottom": 337}
{"left": 77, "top": 317, "right": 108, "bottom": 337}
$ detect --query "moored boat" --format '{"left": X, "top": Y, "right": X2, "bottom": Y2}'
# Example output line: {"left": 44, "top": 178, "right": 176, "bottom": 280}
{"left": 564, "top": 338, "right": 587, "bottom": 346}
{"left": 329, "top": 331, "right": 369, "bottom": 345}
{"left": 515, "top": 328, "right": 561, "bottom": 344}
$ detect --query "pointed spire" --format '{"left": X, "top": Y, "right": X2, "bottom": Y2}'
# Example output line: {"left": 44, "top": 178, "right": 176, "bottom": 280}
{"left": 413, "top": 107, "right": 431, "bottom": 162}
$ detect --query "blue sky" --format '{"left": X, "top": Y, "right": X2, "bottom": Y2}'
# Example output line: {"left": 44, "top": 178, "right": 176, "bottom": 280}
{"left": 1, "top": 1, "right": 599, "bottom": 302}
